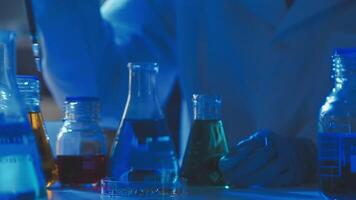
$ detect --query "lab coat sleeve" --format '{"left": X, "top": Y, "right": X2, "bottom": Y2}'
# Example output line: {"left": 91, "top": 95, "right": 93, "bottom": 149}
{"left": 100, "top": 0, "right": 176, "bottom": 64}
{"left": 33, "top": 0, "right": 122, "bottom": 124}
{"left": 32, "top": 0, "right": 176, "bottom": 128}
{"left": 101, "top": 0, "right": 178, "bottom": 105}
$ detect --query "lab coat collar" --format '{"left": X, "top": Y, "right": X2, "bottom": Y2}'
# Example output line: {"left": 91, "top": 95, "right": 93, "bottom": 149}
{"left": 276, "top": 0, "right": 348, "bottom": 35}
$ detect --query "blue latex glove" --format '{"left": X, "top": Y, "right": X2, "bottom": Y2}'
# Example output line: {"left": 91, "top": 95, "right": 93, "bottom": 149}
{"left": 219, "top": 130, "right": 316, "bottom": 187}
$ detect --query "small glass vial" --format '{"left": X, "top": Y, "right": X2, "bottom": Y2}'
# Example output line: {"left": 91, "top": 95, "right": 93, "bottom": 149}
{"left": 181, "top": 94, "right": 229, "bottom": 186}
{"left": 17, "top": 75, "right": 58, "bottom": 187}
{"left": 56, "top": 97, "right": 106, "bottom": 187}
{"left": 319, "top": 48, "right": 356, "bottom": 199}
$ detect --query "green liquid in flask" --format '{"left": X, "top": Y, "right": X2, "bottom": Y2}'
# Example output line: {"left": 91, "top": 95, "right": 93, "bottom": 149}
{"left": 181, "top": 119, "right": 229, "bottom": 186}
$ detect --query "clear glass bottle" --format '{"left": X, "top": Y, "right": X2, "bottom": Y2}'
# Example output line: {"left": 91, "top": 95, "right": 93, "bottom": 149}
{"left": 0, "top": 30, "right": 46, "bottom": 199}
{"left": 181, "top": 94, "right": 229, "bottom": 186}
{"left": 109, "top": 63, "right": 179, "bottom": 192}
{"left": 17, "top": 75, "right": 59, "bottom": 187}
{"left": 319, "top": 48, "right": 356, "bottom": 199}
{"left": 56, "top": 97, "right": 106, "bottom": 186}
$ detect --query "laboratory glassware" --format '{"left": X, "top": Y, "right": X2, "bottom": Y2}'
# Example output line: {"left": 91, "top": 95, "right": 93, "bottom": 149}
{"left": 17, "top": 75, "right": 58, "bottom": 187}
{"left": 181, "top": 94, "right": 229, "bottom": 186}
{"left": 56, "top": 97, "right": 106, "bottom": 186}
{"left": 319, "top": 48, "right": 356, "bottom": 199}
{"left": 0, "top": 30, "right": 46, "bottom": 199}
{"left": 109, "top": 62, "right": 179, "bottom": 196}
{"left": 25, "top": 0, "right": 42, "bottom": 72}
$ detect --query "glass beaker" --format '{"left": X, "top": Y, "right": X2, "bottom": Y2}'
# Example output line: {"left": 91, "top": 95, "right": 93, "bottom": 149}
{"left": 56, "top": 97, "right": 107, "bottom": 187}
{"left": 0, "top": 30, "right": 46, "bottom": 199}
{"left": 17, "top": 75, "right": 59, "bottom": 187}
{"left": 318, "top": 48, "right": 356, "bottom": 199}
{"left": 109, "top": 62, "right": 179, "bottom": 196}
{"left": 181, "top": 94, "right": 229, "bottom": 186}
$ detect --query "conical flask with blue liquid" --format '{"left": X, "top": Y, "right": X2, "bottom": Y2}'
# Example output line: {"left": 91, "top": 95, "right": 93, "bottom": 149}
{"left": 109, "top": 62, "right": 179, "bottom": 195}
{"left": 0, "top": 30, "right": 46, "bottom": 199}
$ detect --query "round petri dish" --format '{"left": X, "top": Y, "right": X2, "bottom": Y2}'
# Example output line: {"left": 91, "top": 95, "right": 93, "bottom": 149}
{"left": 100, "top": 177, "right": 186, "bottom": 199}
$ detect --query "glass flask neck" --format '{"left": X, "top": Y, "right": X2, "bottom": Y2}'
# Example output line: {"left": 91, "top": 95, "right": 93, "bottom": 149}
{"left": 0, "top": 31, "right": 27, "bottom": 123}
{"left": 129, "top": 63, "right": 158, "bottom": 99}
{"left": 125, "top": 63, "right": 163, "bottom": 119}
{"left": 332, "top": 49, "right": 356, "bottom": 93}
{"left": 0, "top": 32, "right": 16, "bottom": 81}
{"left": 193, "top": 94, "right": 222, "bottom": 120}
{"left": 64, "top": 97, "right": 100, "bottom": 124}
{"left": 17, "top": 75, "right": 40, "bottom": 112}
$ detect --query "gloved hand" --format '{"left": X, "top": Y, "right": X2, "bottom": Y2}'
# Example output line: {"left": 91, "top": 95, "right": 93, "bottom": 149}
{"left": 218, "top": 130, "right": 316, "bottom": 187}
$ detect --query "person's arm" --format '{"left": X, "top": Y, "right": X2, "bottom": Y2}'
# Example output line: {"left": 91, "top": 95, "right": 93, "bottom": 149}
{"left": 32, "top": 0, "right": 121, "bottom": 124}
{"left": 32, "top": 0, "right": 176, "bottom": 128}
{"left": 33, "top": 0, "right": 118, "bottom": 98}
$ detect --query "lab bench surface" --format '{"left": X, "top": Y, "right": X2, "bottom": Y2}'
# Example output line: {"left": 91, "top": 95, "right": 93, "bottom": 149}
{"left": 47, "top": 187, "right": 324, "bottom": 200}
{"left": 45, "top": 123, "right": 325, "bottom": 199}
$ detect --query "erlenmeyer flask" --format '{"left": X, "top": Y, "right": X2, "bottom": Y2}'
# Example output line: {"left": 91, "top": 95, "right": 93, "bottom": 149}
{"left": 181, "top": 94, "right": 229, "bottom": 186}
{"left": 109, "top": 62, "right": 179, "bottom": 195}
{"left": 0, "top": 30, "right": 46, "bottom": 199}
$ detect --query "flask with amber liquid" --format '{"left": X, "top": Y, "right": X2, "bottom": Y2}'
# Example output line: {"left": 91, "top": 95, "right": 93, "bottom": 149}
{"left": 17, "top": 75, "right": 58, "bottom": 187}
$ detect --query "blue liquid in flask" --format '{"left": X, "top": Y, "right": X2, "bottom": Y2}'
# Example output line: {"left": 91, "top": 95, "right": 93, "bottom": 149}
{"left": 0, "top": 31, "right": 46, "bottom": 199}
{"left": 0, "top": 122, "right": 46, "bottom": 199}
{"left": 108, "top": 63, "right": 179, "bottom": 197}
{"left": 110, "top": 118, "right": 178, "bottom": 182}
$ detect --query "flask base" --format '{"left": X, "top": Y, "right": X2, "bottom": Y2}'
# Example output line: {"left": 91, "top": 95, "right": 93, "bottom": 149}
{"left": 100, "top": 177, "right": 185, "bottom": 198}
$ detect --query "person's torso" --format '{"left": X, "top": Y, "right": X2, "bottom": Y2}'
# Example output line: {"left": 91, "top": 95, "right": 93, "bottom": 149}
{"left": 176, "top": 0, "right": 356, "bottom": 147}
{"left": 103, "top": 0, "right": 356, "bottom": 149}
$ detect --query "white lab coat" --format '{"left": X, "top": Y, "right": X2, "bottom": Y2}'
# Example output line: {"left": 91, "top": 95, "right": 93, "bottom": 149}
{"left": 37, "top": 0, "right": 356, "bottom": 156}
